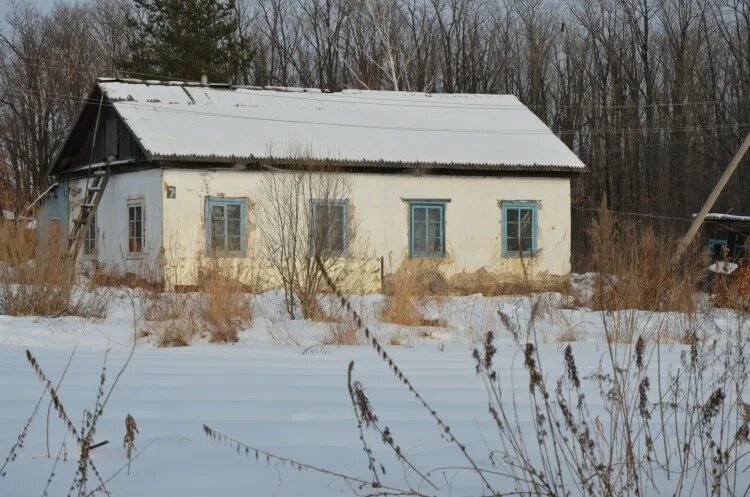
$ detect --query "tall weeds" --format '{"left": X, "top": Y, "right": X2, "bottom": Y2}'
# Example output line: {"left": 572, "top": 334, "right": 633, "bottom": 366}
{"left": 138, "top": 254, "right": 254, "bottom": 346}
{"left": 0, "top": 222, "right": 109, "bottom": 317}
{"left": 588, "top": 200, "right": 702, "bottom": 313}
{"left": 197, "top": 260, "right": 253, "bottom": 343}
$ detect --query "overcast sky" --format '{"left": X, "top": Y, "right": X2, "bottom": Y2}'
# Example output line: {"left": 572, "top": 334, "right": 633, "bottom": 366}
{"left": 1, "top": 0, "right": 56, "bottom": 23}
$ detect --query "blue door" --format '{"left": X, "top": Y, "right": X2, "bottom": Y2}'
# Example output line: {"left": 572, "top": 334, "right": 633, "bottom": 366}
{"left": 36, "top": 183, "right": 69, "bottom": 247}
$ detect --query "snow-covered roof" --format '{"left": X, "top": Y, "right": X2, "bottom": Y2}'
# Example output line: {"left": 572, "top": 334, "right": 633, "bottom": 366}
{"left": 698, "top": 213, "right": 750, "bottom": 223}
{"left": 95, "top": 79, "right": 585, "bottom": 172}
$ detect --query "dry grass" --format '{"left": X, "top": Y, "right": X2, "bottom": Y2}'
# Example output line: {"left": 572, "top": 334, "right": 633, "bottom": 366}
{"left": 137, "top": 255, "right": 255, "bottom": 347}
{"left": 0, "top": 222, "right": 108, "bottom": 317}
{"left": 379, "top": 264, "right": 432, "bottom": 326}
{"left": 587, "top": 201, "right": 702, "bottom": 313}
{"left": 321, "top": 322, "right": 361, "bottom": 345}
{"left": 555, "top": 317, "right": 583, "bottom": 343}
{"left": 712, "top": 262, "right": 750, "bottom": 310}
{"left": 448, "top": 268, "right": 570, "bottom": 296}
{"left": 197, "top": 260, "right": 253, "bottom": 344}
{"left": 154, "top": 321, "right": 196, "bottom": 347}
{"left": 141, "top": 292, "right": 188, "bottom": 321}
{"left": 91, "top": 268, "right": 162, "bottom": 291}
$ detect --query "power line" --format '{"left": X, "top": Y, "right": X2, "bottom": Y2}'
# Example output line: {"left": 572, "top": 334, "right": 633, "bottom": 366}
{"left": 5, "top": 56, "right": 750, "bottom": 112}
{"left": 571, "top": 206, "right": 691, "bottom": 223}
{"left": 6, "top": 87, "right": 750, "bottom": 137}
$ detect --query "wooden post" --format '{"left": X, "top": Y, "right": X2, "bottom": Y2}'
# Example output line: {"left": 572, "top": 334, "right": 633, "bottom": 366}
{"left": 380, "top": 256, "right": 385, "bottom": 293}
{"left": 674, "top": 132, "right": 750, "bottom": 262}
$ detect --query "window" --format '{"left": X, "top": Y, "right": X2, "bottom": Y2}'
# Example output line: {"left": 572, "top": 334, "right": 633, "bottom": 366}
{"left": 311, "top": 201, "right": 348, "bottom": 255}
{"left": 205, "top": 198, "right": 247, "bottom": 256}
{"left": 502, "top": 202, "right": 537, "bottom": 257}
{"left": 128, "top": 204, "right": 144, "bottom": 253}
{"left": 409, "top": 203, "right": 445, "bottom": 257}
{"left": 83, "top": 212, "right": 96, "bottom": 255}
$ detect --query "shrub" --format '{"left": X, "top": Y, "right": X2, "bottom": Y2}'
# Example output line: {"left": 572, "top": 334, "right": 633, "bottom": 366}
{"left": 587, "top": 200, "right": 702, "bottom": 313}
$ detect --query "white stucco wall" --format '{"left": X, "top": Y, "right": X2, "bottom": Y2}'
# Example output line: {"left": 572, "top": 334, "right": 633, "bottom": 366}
{"left": 68, "top": 169, "right": 163, "bottom": 278}
{"left": 159, "top": 168, "right": 571, "bottom": 288}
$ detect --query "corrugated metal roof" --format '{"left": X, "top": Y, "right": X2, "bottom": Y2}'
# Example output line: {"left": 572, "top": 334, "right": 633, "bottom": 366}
{"left": 96, "top": 78, "right": 586, "bottom": 172}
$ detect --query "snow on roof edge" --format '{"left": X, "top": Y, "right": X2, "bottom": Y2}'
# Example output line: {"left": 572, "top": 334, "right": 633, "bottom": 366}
{"left": 148, "top": 152, "right": 584, "bottom": 172}
{"left": 696, "top": 213, "right": 750, "bottom": 222}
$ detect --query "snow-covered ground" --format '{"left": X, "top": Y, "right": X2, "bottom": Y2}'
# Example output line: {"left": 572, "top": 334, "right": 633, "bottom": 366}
{"left": 1, "top": 289, "right": 748, "bottom": 496}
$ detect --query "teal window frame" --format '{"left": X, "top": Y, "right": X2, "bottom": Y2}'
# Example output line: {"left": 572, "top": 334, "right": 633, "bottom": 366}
{"left": 127, "top": 203, "right": 144, "bottom": 254}
{"left": 502, "top": 201, "right": 538, "bottom": 257}
{"left": 205, "top": 197, "right": 248, "bottom": 257}
{"left": 310, "top": 200, "right": 349, "bottom": 256}
{"left": 409, "top": 202, "right": 446, "bottom": 258}
{"left": 83, "top": 211, "right": 97, "bottom": 256}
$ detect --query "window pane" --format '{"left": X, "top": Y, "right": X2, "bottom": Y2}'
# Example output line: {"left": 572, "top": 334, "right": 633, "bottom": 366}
{"left": 227, "top": 218, "right": 241, "bottom": 237}
{"left": 211, "top": 205, "right": 225, "bottom": 219}
{"left": 227, "top": 235, "right": 241, "bottom": 252}
{"left": 506, "top": 208, "right": 518, "bottom": 223}
{"left": 520, "top": 219, "right": 532, "bottom": 238}
{"left": 507, "top": 220, "right": 518, "bottom": 239}
{"left": 213, "top": 220, "right": 225, "bottom": 238}
{"left": 520, "top": 208, "right": 533, "bottom": 224}
{"left": 413, "top": 221, "right": 426, "bottom": 253}
{"left": 429, "top": 236, "right": 443, "bottom": 254}
{"left": 331, "top": 205, "right": 344, "bottom": 223}
{"left": 427, "top": 221, "right": 441, "bottom": 240}
{"left": 226, "top": 204, "right": 241, "bottom": 219}
{"left": 211, "top": 235, "right": 224, "bottom": 251}
{"left": 520, "top": 237, "right": 533, "bottom": 252}
{"left": 330, "top": 218, "right": 344, "bottom": 251}
{"left": 507, "top": 237, "right": 519, "bottom": 252}
{"left": 428, "top": 207, "right": 441, "bottom": 222}
{"left": 127, "top": 205, "right": 144, "bottom": 253}
{"left": 413, "top": 207, "right": 426, "bottom": 223}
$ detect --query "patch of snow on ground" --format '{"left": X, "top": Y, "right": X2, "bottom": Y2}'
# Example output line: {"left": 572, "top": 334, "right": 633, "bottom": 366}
{"left": 1, "top": 282, "right": 749, "bottom": 496}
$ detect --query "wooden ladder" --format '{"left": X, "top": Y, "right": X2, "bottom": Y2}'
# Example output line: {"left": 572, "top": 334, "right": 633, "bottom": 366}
{"left": 67, "top": 167, "right": 111, "bottom": 257}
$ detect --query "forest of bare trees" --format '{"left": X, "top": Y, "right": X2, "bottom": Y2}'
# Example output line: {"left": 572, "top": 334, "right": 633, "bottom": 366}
{"left": 1, "top": 0, "right": 748, "bottom": 258}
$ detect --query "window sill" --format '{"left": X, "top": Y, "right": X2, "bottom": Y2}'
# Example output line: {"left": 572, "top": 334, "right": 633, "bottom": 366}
{"left": 126, "top": 252, "right": 146, "bottom": 260}
{"left": 409, "top": 253, "right": 446, "bottom": 259}
{"left": 206, "top": 252, "right": 247, "bottom": 259}
{"left": 503, "top": 252, "right": 538, "bottom": 258}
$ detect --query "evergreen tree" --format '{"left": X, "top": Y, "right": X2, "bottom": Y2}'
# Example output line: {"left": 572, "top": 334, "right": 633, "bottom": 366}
{"left": 122, "top": 0, "right": 250, "bottom": 83}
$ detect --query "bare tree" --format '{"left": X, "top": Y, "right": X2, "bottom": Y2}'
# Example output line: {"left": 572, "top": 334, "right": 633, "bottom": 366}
{"left": 257, "top": 161, "right": 365, "bottom": 319}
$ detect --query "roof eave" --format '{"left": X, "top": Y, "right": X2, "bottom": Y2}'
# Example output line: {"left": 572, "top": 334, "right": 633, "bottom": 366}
{"left": 152, "top": 154, "right": 586, "bottom": 174}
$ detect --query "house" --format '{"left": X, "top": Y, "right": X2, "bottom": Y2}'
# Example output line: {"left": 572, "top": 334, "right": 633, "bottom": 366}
{"left": 699, "top": 213, "right": 750, "bottom": 262}
{"left": 40, "top": 78, "right": 585, "bottom": 290}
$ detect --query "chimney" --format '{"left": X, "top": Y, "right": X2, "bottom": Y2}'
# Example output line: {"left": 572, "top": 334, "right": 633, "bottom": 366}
{"left": 201, "top": 74, "right": 208, "bottom": 86}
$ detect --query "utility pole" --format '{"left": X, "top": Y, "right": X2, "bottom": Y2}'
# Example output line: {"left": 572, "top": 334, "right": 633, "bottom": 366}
{"left": 674, "top": 132, "right": 750, "bottom": 262}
